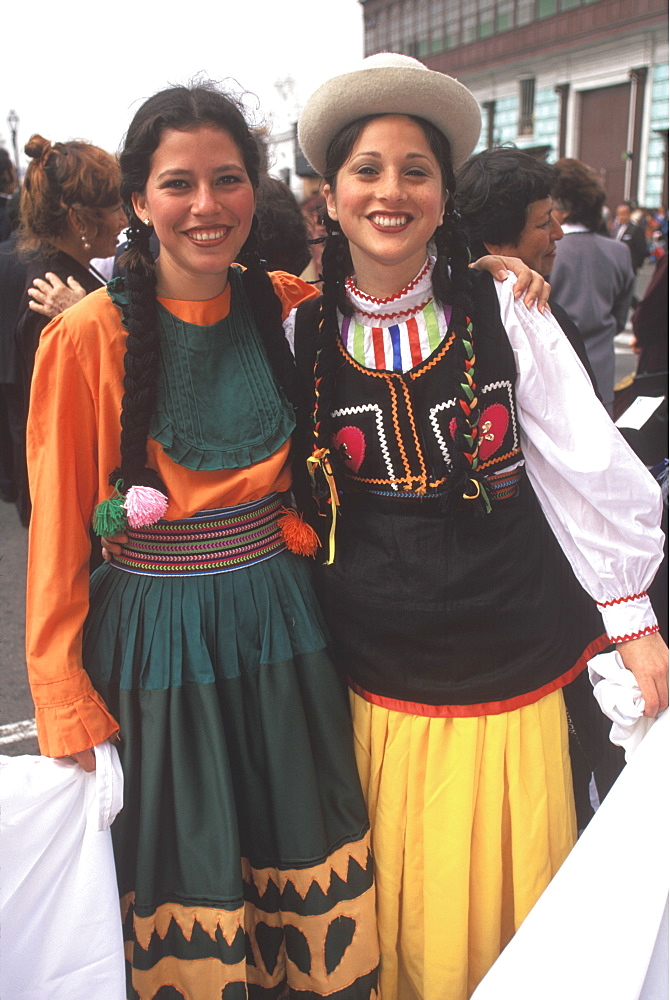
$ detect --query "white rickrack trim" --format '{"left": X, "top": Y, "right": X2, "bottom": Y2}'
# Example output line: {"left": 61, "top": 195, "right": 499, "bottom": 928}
{"left": 331, "top": 403, "right": 398, "bottom": 490}
{"left": 481, "top": 381, "right": 519, "bottom": 456}
{"left": 429, "top": 398, "right": 458, "bottom": 471}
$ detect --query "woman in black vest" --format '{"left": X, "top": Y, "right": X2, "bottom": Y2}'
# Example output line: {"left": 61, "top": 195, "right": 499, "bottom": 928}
{"left": 295, "top": 53, "right": 668, "bottom": 1000}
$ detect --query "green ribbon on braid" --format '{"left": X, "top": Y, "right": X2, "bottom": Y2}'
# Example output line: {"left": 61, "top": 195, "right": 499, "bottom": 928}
{"left": 457, "top": 320, "right": 492, "bottom": 515}
{"left": 93, "top": 481, "right": 128, "bottom": 537}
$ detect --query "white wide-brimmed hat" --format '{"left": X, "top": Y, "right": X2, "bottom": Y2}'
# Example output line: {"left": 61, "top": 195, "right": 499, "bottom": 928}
{"left": 298, "top": 52, "right": 482, "bottom": 177}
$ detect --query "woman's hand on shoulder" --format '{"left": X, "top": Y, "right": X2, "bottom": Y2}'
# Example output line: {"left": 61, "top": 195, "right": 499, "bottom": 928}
{"left": 616, "top": 630, "right": 669, "bottom": 717}
{"left": 101, "top": 533, "right": 128, "bottom": 562}
{"left": 28, "top": 273, "right": 87, "bottom": 319}
{"left": 470, "top": 254, "right": 551, "bottom": 313}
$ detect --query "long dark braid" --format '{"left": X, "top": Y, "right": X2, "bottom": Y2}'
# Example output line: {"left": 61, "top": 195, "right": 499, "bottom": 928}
{"left": 108, "top": 212, "right": 165, "bottom": 494}
{"left": 95, "top": 82, "right": 269, "bottom": 528}
{"left": 237, "top": 230, "right": 318, "bottom": 523}
{"left": 433, "top": 208, "right": 490, "bottom": 512}
{"left": 310, "top": 217, "right": 352, "bottom": 499}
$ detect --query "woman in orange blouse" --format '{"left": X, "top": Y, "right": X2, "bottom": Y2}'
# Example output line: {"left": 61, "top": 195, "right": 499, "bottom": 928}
{"left": 25, "top": 82, "right": 379, "bottom": 999}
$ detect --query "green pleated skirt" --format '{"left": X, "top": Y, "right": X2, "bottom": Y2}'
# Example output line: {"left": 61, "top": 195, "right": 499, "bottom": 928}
{"left": 83, "top": 550, "right": 379, "bottom": 1000}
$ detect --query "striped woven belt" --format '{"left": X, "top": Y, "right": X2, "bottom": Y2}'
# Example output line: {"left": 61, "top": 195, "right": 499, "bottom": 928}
{"left": 110, "top": 494, "right": 287, "bottom": 576}
{"left": 484, "top": 467, "right": 522, "bottom": 501}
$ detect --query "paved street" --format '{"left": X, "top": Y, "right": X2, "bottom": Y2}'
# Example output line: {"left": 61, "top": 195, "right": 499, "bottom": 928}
{"left": 0, "top": 498, "right": 36, "bottom": 755}
{"left": 0, "top": 261, "right": 655, "bottom": 759}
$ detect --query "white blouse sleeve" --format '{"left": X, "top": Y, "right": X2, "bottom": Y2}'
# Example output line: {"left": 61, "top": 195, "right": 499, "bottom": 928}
{"left": 283, "top": 307, "right": 297, "bottom": 357}
{"left": 493, "top": 277, "right": 663, "bottom": 643}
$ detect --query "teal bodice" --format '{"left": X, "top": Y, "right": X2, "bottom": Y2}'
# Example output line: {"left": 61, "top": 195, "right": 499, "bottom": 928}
{"left": 107, "top": 267, "right": 295, "bottom": 471}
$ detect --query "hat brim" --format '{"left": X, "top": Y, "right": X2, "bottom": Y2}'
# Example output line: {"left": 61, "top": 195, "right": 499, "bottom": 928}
{"left": 298, "top": 62, "right": 482, "bottom": 177}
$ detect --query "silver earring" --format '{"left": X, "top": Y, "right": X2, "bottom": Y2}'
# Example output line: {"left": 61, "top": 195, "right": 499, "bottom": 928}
{"left": 81, "top": 234, "right": 91, "bottom": 251}
{"left": 144, "top": 218, "right": 152, "bottom": 227}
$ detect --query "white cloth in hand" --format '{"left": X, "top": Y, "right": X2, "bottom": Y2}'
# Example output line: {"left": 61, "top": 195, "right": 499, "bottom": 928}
{"left": 588, "top": 649, "right": 656, "bottom": 760}
{"left": 0, "top": 741, "right": 125, "bottom": 1000}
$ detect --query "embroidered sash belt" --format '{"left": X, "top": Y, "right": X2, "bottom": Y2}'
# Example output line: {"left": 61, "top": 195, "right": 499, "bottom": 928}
{"left": 110, "top": 494, "right": 286, "bottom": 576}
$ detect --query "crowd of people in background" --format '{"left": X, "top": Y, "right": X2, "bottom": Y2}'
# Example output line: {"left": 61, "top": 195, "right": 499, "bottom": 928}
{"left": 0, "top": 61, "right": 667, "bottom": 1000}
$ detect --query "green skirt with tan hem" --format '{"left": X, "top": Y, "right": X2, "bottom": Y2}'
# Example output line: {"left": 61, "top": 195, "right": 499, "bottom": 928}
{"left": 83, "top": 549, "right": 379, "bottom": 1000}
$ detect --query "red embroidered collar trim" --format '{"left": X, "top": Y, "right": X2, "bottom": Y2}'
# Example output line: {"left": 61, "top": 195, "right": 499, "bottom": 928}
{"left": 351, "top": 297, "right": 433, "bottom": 322}
{"left": 346, "top": 258, "right": 432, "bottom": 305}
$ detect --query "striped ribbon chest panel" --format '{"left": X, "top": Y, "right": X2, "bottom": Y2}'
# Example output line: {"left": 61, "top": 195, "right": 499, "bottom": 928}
{"left": 340, "top": 299, "right": 451, "bottom": 373}
{"left": 110, "top": 495, "right": 286, "bottom": 576}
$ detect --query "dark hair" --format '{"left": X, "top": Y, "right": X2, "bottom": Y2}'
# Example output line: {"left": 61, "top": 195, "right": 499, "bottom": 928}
{"left": 312, "top": 113, "right": 478, "bottom": 505}
{"left": 455, "top": 147, "right": 556, "bottom": 257}
{"left": 244, "top": 175, "right": 310, "bottom": 275}
{"left": 18, "top": 135, "right": 120, "bottom": 257}
{"left": 551, "top": 157, "right": 606, "bottom": 233}
{"left": 113, "top": 81, "right": 304, "bottom": 505}
{"left": 0, "top": 148, "right": 16, "bottom": 195}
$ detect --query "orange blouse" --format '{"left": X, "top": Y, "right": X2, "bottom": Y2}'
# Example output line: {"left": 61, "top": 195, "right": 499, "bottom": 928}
{"left": 26, "top": 271, "right": 318, "bottom": 757}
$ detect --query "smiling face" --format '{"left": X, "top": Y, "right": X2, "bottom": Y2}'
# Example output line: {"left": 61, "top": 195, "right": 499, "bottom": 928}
{"left": 132, "top": 125, "right": 256, "bottom": 299}
{"left": 323, "top": 115, "right": 447, "bottom": 296}
{"left": 487, "top": 196, "right": 563, "bottom": 277}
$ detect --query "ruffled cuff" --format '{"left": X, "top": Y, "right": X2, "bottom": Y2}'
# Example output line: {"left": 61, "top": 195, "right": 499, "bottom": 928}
{"left": 597, "top": 592, "right": 659, "bottom": 644}
{"left": 32, "top": 672, "right": 119, "bottom": 758}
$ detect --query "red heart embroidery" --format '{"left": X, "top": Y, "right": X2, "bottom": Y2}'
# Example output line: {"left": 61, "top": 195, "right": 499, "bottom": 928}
{"left": 332, "top": 426, "right": 366, "bottom": 472}
{"left": 477, "top": 403, "right": 509, "bottom": 461}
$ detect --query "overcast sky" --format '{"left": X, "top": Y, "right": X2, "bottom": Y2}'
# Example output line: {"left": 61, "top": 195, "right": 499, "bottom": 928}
{"left": 2, "top": 0, "right": 364, "bottom": 172}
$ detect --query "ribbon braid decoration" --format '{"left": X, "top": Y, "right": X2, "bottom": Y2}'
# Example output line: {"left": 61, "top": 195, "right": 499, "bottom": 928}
{"left": 307, "top": 447, "right": 340, "bottom": 565}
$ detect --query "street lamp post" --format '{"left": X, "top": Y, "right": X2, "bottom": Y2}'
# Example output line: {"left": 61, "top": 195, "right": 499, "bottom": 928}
{"left": 7, "top": 110, "right": 20, "bottom": 177}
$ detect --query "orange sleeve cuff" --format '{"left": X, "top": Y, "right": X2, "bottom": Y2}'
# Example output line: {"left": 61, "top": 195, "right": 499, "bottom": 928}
{"left": 32, "top": 670, "right": 119, "bottom": 758}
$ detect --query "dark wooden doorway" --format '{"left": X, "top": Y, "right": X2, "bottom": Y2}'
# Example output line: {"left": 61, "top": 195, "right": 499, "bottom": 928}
{"left": 578, "top": 83, "right": 630, "bottom": 208}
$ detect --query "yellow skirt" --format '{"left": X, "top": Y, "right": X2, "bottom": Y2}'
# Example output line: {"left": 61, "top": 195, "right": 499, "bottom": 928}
{"left": 350, "top": 687, "right": 576, "bottom": 1000}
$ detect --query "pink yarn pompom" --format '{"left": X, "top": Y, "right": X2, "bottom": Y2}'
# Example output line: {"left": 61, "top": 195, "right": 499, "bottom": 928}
{"left": 123, "top": 485, "right": 169, "bottom": 527}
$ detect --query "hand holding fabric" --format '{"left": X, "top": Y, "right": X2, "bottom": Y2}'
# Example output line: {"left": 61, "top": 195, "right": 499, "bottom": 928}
{"left": 615, "top": 630, "right": 669, "bottom": 717}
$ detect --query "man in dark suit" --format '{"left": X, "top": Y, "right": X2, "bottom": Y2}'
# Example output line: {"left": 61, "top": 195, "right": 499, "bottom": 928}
{"left": 551, "top": 161, "right": 634, "bottom": 416}
{"left": 0, "top": 191, "right": 27, "bottom": 504}
{"left": 0, "top": 149, "right": 18, "bottom": 243}
{"left": 613, "top": 200, "right": 648, "bottom": 274}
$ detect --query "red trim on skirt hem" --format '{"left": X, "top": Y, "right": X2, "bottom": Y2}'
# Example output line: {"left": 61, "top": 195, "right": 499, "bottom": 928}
{"left": 348, "top": 634, "right": 611, "bottom": 718}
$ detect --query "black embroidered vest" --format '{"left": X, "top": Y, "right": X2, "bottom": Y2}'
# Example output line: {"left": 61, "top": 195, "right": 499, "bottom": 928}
{"left": 296, "top": 273, "right": 607, "bottom": 711}
{"left": 327, "top": 290, "right": 520, "bottom": 499}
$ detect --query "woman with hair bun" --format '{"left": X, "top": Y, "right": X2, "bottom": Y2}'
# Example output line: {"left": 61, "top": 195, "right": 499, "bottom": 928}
{"left": 14, "top": 135, "right": 126, "bottom": 524}
{"left": 25, "top": 84, "right": 380, "bottom": 998}
{"left": 293, "top": 53, "right": 667, "bottom": 999}
{"left": 16, "top": 135, "right": 126, "bottom": 378}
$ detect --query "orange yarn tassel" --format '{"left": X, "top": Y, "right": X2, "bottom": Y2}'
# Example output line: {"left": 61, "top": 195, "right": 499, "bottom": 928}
{"left": 278, "top": 508, "right": 321, "bottom": 558}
